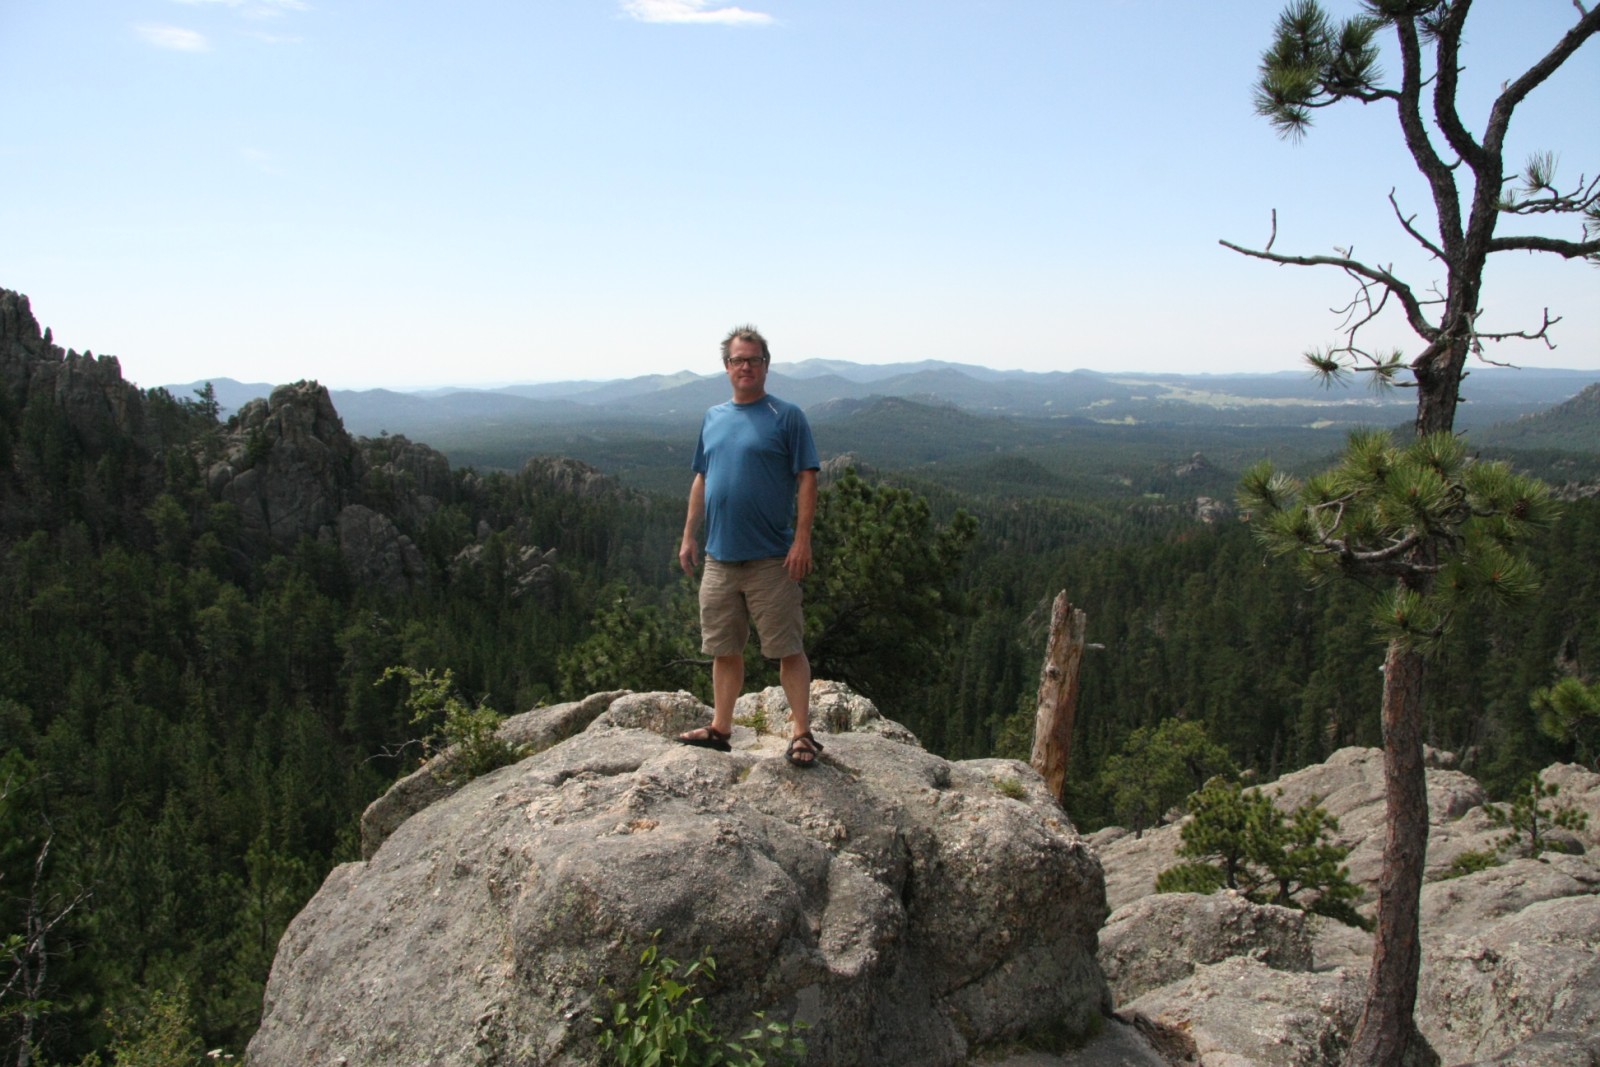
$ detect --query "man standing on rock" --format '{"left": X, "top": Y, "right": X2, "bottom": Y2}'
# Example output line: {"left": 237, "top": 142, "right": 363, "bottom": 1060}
{"left": 677, "top": 325, "right": 823, "bottom": 767}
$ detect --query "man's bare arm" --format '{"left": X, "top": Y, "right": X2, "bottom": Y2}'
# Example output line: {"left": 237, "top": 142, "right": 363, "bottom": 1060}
{"left": 786, "top": 468, "right": 817, "bottom": 581}
{"left": 679, "top": 473, "right": 706, "bottom": 576}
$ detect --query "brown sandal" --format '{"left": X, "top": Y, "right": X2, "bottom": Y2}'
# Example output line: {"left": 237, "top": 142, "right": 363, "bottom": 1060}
{"left": 677, "top": 724, "right": 732, "bottom": 752}
{"left": 785, "top": 732, "right": 823, "bottom": 768}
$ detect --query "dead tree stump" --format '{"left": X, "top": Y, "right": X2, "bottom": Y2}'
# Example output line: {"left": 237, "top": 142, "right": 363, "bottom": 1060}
{"left": 1030, "top": 591, "right": 1087, "bottom": 805}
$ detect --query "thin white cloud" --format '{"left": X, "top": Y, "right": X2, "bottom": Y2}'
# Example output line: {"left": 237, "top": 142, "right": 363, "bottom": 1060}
{"left": 171, "top": 0, "right": 310, "bottom": 18}
{"left": 622, "top": 0, "right": 774, "bottom": 26}
{"left": 137, "top": 24, "right": 210, "bottom": 51}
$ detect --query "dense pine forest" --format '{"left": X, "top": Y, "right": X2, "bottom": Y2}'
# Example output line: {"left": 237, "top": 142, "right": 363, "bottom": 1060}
{"left": 2, "top": 289, "right": 1597, "bottom": 1063}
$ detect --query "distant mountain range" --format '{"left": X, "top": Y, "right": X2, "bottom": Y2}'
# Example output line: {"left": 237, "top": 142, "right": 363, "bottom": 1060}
{"left": 164, "top": 359, "right": 1600, "bottom": 441}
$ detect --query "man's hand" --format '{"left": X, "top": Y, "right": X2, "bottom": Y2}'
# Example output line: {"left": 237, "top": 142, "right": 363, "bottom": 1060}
{"left": 679, "top": 536, "right": 701, "bottom": 577}
{"left": 785, "top": 536, "right": 812, "bottom": 582}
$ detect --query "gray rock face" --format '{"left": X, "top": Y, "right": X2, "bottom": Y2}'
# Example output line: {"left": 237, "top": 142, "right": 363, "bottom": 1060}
{"left": 359, "top": 432, "right": 453, "bottom": 519}
{"left": 0, "top": 290, "right": 154, "bottom": 455}
{"left": 359, "top": 690, "right": 628, "bottom": 859}
{"left": 450, "top": 539, "right": 558, "bottom": 599}
{"left": 1119, "top": 957, "right": 1365, "bottom": 1067}
{"left": 1411, "top": 767, "right": 1600, "bottom": 1066}
{"left": 251, "top": 685, "right": 1110, "bottom": 1067}
{"left": 1422, "top": 892, "right": 1600, "bottom": 1065}
{"left": 211, "top": 381, "right": 366, "bottom": 550}
{"left": 336, "top": 504, "right": 427, "bottom": 596}
{"left": 1090, "top": 749, "right": 1600, "bottom": 1066}
{"left": 1098, "top": 892, "right": 1312, "bottom": 1005}
{"left": 201, "top": 383, "right": 463, "bottom": 592}
{"left": 521, "top": 455, "right": 642, "bottom": 500}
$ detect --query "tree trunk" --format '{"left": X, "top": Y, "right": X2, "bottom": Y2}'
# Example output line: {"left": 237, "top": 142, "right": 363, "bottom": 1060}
{"left": 1030, "top": 591, "right": 1086, "bottom": 805}
{"left": 1344, "top": 639, "right": 1439, "bottom": 1067}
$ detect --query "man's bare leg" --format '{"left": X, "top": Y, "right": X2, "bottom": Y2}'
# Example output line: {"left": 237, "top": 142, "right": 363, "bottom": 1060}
{"left": 780, "top": 651, "right": 813, "bottom": 742}
{"left": 711, "top": 653, "right": 744, "bottom": 734}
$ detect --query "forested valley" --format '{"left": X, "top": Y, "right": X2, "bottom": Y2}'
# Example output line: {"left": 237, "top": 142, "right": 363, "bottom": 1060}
{"left": 3, "top": 290, "right": 1598, "bottom": 1063}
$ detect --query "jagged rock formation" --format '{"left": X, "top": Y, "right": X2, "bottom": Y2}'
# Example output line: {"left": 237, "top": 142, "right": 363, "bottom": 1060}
{"left": 210, "top": 382, "right": 365, "bottom": 545}
{"left": 1191, "top": 496, "right": 1229, "bottom": 524}
{"left": 820, "top": 451, "right": 875, "bottom": 482}
{"left": 0, "top": 289, "right": 462, "bottom": 591}
{"left": 1090, "top": 750, "right": 1600, "bottom": 1066}
{"left": 521, "top": 454, "right": 642, "bottom": 500}
{"left": 203, "top": 381, "right": 446, "bottom": 591}
{"left": 362, "top": 431, "right": 454, "bottom": 527}
{"left": 248, "top": 682, "right": 1111, "bottom": 1067}
{"left": 449, "top": 536, "right": 559, "bottom": 599}
{"left": 0, "top": 290, "right": 154, "bottom": 454}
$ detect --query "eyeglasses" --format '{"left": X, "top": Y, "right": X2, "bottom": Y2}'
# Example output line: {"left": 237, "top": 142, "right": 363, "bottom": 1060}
{"left": 725, "top": 357, "right": 766, "bottom": 369}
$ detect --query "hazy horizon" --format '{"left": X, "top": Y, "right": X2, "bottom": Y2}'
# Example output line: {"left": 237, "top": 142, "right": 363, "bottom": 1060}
{"left": 145, "top": 355, "right": 1600, "bottom": 399}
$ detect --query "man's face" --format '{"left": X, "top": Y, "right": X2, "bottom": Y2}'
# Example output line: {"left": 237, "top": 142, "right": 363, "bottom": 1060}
{"left": 724, "top": 337, "right": 769, "bottom": 401}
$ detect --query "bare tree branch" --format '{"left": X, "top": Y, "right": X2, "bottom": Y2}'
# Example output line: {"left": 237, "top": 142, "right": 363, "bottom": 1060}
{"left": 1431, "top": 0, "right": 1483, "bottom": 169}
{"left": 1483, "top": 7, "right": 1600, "bottom": 158}
{"left": 1487, "top": 234, "right": 1600, "bottom": 257}
{"left": 1388, "top": 188, "right": 1446, "bottom": 260}
{"left": 1392, "top": 16, "right": 1465, "bottom": 250}
{"left": 1218, "top": 238, "right": 1437, "bottom": 338}
{"left": 1473, "top": 308, "right": 1563, "bottom": 348}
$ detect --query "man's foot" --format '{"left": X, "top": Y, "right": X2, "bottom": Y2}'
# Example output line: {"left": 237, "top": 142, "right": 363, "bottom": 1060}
{"left": 677, "top": 724, "right": 732, "bottom": 752}
{"left": 785, "top": 731, "right": 823, "bottom": 768}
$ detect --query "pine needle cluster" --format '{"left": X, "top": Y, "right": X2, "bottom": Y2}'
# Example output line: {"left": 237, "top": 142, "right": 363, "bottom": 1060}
{"left": 1238, "top": 429, "right": 1559, "bottom": 655}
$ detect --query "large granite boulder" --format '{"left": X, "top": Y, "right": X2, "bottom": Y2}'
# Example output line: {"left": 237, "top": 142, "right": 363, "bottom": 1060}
{"left": 1117, "top": 957, "right": 1365, "bottom": 1067}
{"left": 250, "top": 684, "right": 1110, "bottom": 1067}
{"left": 1097, "top": 891, "right": 1312, "bottom": 1005}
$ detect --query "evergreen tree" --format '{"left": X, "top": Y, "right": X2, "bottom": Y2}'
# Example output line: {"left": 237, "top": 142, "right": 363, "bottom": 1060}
{"left": 1240, "top": 429, "right": 1558, "bottom": 1060}
{"left": 1099, "top": 718, "right": 1236, "bottom": 836}
{"left": 1157, "top": 776, "right": 1365, "bottom": 928}
{"left": 805, "top": 469, "right": 976, "bottom": 717}
{"left": 1484, "top": 776, "right": 1589, "bottom": 860}
{"left": 1224, "top": 4, "right": 1599, "bottom": 1058}
{"left": 1533, "top": 677, "right": 1600, "bottom": 770}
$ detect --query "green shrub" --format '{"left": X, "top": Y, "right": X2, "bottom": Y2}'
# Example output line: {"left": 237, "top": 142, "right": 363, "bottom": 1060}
{"left": 1441, "top": 849, "right": 1501, "bottom": 880}
{"left": 594, "top": 933, "right": 807, "bottom": 1067}
{"left": 995, "top": 777, "right": 1027, "bottom": 801}
{"left": 382, "top": 665, "right": 525, "bottom": 785}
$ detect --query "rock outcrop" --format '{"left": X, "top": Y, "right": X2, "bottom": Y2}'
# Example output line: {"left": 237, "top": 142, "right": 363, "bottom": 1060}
{"left": 202, "top": 382, "right": 463, "bottom": 590}
{"left": 210, "top": 381, "right": 366, "bottom": 549}
{"left": 1091, "top": 751, "right": 1600, "bottom": 1066}
{"left": 521, "top": 455, "right": 643, "bottom": 501}
{"left": 1097, "top": 891, "right": 1312, "bottom": 1005}
{"left": 0, "top": 290, "right": 160, "bottom": 461}
{"left": 249, "top": 683, "right": 1110, "bottom": 1067}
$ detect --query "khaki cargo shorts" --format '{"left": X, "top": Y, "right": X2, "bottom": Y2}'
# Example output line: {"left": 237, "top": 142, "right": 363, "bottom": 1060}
{"left": 699, "top": 557, "right": 806, "bottom": 659}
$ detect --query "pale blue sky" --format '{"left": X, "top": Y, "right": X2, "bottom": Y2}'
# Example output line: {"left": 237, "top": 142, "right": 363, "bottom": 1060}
{"left": 2, "top": 0, "right": 1596, "bottom": 389}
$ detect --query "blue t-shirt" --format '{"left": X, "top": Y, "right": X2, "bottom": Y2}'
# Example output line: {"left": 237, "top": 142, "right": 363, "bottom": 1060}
{"left": 693, "top": 394, "right": 820, "bottom": 562}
